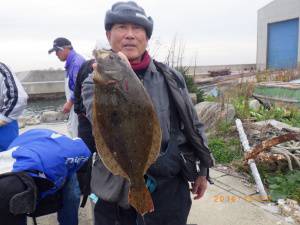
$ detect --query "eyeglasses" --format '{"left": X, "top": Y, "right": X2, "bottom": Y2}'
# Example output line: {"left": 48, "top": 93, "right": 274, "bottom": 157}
{"left": 54, "top": 45, "right": 72, "bottom": 52}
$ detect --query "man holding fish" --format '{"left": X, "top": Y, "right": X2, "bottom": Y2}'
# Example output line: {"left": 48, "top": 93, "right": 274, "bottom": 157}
{"left": 82, "top": 1, "right": 214, "bottom": 225}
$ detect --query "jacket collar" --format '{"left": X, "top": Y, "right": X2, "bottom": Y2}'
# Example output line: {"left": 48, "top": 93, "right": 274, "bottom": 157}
{"left": 145, "top": 59, "right": 159, "bottom": 76}
{"left": 65, "top": 50, "right": 76, "bottom": 70}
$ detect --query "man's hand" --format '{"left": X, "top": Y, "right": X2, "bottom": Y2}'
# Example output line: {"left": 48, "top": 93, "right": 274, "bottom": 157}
{"left": 92, "top": 52, "right": 130, "bottom": 69}
{"left": 92, "top": 51, "right": 130, "bottom": 85}
{"left": 0, "top": 120, "right": 7, "bottom": 127}
{"left": 191, "top": 176, "right": 208, "bottom": 200}
{"left": 117, "top": 52, "right": 130, "bottom": 66}
{"left": 63, "top": 100, "right": 73, "bottom": 114}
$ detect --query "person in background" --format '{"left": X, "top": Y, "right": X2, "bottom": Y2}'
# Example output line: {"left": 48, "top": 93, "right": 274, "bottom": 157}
{"left": 48, "top": 38, "right": 85, "bottom": 225}
{"left": 81, "top": 1, "right": 214, "bottom": 225}
{"left": 0, "top": 62, "right": 28, "bottom": 151}
{"left": 0, "top": 129, "right": 91, "bottom": 225}
{"left": 48, "top": 37, "right": 85, "bottom": 138}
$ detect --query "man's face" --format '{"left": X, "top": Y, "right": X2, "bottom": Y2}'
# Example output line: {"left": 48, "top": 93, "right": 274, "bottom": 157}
{"left": 106, "top": 23, "right": 148, "bottom": 63}
{"left": 55, "top": 48, "right": 69, "bottom": 62}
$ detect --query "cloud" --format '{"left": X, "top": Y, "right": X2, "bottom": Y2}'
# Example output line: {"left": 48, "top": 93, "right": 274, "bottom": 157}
{"left": 0, "top": 0, "right": 272, "bottom": 71}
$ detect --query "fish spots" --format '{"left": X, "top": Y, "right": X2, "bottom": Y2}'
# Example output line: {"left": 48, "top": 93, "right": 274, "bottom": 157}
{"left": 110, "top": 111, "right": 121, "bottom": 125}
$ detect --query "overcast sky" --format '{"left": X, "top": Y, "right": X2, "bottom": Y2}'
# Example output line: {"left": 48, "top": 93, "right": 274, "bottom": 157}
{"left": 0, "top": 0, "right": 272, "bottom": 72}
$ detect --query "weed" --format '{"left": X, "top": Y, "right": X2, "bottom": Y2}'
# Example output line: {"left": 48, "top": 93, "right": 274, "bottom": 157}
{"left": 250, "top": 106, "right": 300, "bottom": 128}
{"left": 215, "top": 121, "right": 233, "bottom": 136}
{"left": 267, "top": 170, "right": 300, "bottom": 202}
{"left": 204, "top": 95, "right": 217, "bottom": 102}
{"left": 208, "top": 137, "right": 242, "bottom": 164}
{"left": 182, "top": 72, "right": 206, "bottom": 103}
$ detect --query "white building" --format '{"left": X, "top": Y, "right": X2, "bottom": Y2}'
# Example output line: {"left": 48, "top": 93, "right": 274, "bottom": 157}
{"left": 257, "top": 0, "right": 300, "bottom": 71}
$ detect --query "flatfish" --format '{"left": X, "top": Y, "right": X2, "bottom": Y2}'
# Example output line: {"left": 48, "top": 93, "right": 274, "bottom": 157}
{"left": 92, "top": 50, "right": 161, "bottom": 215}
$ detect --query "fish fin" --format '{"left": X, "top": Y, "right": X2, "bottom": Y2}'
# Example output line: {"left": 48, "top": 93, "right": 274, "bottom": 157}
{"left": 129, "top": 184, "right": 154, "bottom": 216}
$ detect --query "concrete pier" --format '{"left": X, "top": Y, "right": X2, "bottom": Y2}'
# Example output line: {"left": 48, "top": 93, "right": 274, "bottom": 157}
{"left": 16, "top": 70, "right": 65, "bottom": 100}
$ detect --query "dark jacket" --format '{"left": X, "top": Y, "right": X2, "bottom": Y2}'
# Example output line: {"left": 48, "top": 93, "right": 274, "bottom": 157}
{"left": 74, "top": 59, "right": 95, "bottom": 115}
{"left": 73, "top": 59, "right": 96, "bottom": 204}
{"left": 154, "top": 60, "right": 214, "bottom": 168}
{"left": 82, "top": 59, "right": 214, "bottom": 209}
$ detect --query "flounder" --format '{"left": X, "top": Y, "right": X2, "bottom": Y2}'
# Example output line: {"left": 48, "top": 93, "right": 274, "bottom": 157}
{"left": 92, "top": 50, "right": 161, "bottom": 215}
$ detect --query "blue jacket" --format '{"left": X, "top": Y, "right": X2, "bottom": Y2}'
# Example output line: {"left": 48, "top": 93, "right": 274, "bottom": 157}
{"left": 65, "top": 50, "right": 85, "bottom": 102}
{"left": 0, "top": 129, "right": 91, "bottom": 197}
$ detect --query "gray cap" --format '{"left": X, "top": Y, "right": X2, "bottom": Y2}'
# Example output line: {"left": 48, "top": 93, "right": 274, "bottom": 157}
{"left": 105, "top": 1, "right": 153, "bottom": 39}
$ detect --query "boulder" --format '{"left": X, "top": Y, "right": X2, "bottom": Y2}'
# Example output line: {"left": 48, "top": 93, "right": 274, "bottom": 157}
{"left": 18, "top": 116, "right": 27, "bottom": 129}
{"left": 249, "top": 99, "right": 261, "bottom": 111}
{"left": 195, "top": 101, "right": 235, "bottom": 130}
{"left": 294, "top": 211, "right": 300, "bottom": 224}
{"left": 25, "top": 116, "right": 41, "bottom": 125}
{"left": 41, "top": 111, "right": 66, "bottom": 123}
{"left": 249, "top": 99, "right": 260, "bottom": 112}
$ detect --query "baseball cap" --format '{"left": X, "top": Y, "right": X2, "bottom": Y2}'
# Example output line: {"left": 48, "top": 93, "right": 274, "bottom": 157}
{"left": 48, "top": 37, "right": 72, "bottom": 54}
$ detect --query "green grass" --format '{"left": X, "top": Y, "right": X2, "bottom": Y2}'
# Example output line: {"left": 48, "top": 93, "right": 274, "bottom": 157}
{"left": 250, "top": 106, "right": 300, "bottom": 127}
{"left": 208, "top": 137, "right": 242, "bottom": 164}
{"left": 231, "top": 96, "right": 300, "bottom": 128}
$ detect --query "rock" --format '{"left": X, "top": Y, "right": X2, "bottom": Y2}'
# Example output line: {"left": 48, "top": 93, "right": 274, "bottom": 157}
{"left": 18, "top": 116, "right": 27, "bottom": 129}
{"left": 286, "top": 199, "right": 299, "bottom": 209}
{"left": 284, "top": 216, "right": 295, "bottom": 224}
{"left": 195, "top": 101, "right": 235, "bottom": 130}
{"left": 278, "top": 199, "right": 286, "bottom": 206}
{"left": 189, "top": 93, "right": 197, "bottom": 105}
{"left": 246, "top": 128, "right": 261, "bottom": 136}
{"left": 41, "top": 111, "right": 66, "bottom": 123}
{"left": 249, "top": 99, "right": 261, "bottom": 111}
{"left": 26, "top": 116, "right": 41, "bottom": 125}
{"left": 254, "top": 120, "right": 300, "bottom": 133}
{"left": 262, "top": 203, "right": 280, "bottom": 214}
{"left": 277, "top": 198, "right": 300, "bottom": 224}
{"left": 281, "top": 205, "right": 292, "bottom": 216}
{"left": 293, "top": 211, "right": 300, "bottom": 224}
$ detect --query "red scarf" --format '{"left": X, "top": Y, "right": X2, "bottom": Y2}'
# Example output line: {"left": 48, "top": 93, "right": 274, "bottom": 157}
{"left": 130, "top": 51, "right": 151, "bottom": 72}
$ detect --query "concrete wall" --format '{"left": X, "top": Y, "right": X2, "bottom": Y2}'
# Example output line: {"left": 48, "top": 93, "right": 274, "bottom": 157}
{"left": 257, "top": 0, "right": 300, "bottom": 71}
{"left": 22, "top": 81, "right": 65, "bottom": 100}
{"left": 16, "top": 70, "right": 65, "bottom": 82}
{"left": 16, "top": 70, "right": 65, "bottom": 100}
{"left": 186, "top": 64, "right": 256, "bottom": 76}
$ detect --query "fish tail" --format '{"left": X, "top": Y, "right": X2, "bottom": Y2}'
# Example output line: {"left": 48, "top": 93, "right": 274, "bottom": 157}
{"left": 129, "top": 184, "right": 154, "bottom": 215}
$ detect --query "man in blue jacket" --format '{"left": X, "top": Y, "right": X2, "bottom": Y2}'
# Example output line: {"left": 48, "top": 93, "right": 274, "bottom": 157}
{"left": 0, "top": 129, "right": 91, "bottom": 225}
{"left": 49, "top": 37, "right": 85, "bottom": 225}
{"left": 48, "top": 37, "right": 85, "bottom": 138}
